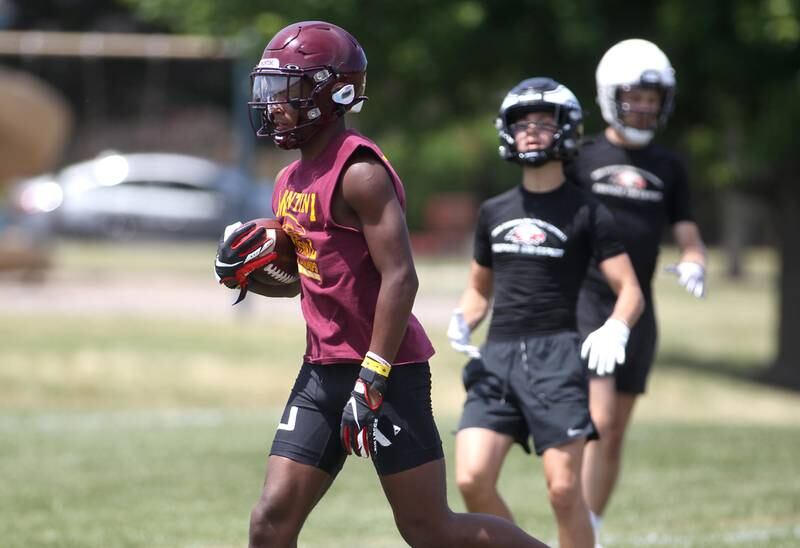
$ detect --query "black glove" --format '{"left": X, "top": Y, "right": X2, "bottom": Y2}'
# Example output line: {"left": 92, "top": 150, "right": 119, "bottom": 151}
{"left": 214, "top": 221, "right": 277, "bottom": 303}
{"left": 340, "top": 352, "right": 392, "bottom": 458}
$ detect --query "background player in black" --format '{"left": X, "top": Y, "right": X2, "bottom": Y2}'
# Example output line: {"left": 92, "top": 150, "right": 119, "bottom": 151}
{"left": 448, "top": 78, "right": 643, "bottom": 548}
{"left": 566, "top": 39, "right": 708, "bottom": 546}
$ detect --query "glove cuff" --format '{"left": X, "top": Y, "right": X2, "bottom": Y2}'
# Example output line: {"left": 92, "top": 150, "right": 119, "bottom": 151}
{"left": 604, "top": 318, "right": 630, "bottom": 343}
{"left": 359, "top": 352, "right": 391, "bottom": 395}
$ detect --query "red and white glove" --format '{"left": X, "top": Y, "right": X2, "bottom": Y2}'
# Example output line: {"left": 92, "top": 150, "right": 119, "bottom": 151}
{"left": 340, "top": 352, "right": 391, "bottom": 458}
{"left": 665, "top": 262, "right": 706, "bottom": 298}
{"left": 214, "top": 221, "right": 277, "bottom": 303}
{"left": 581, "top": 318, "right": 630, "bottom": 376}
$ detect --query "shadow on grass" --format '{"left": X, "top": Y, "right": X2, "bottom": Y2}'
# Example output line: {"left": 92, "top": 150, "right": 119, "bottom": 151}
{"left": 657, "top": 352, "right": 800, "bottom": 393}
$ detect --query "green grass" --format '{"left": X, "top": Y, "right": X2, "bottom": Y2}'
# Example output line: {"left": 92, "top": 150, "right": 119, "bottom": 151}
{"left": 1, "top": 243, "right": 799, "bottom": 547}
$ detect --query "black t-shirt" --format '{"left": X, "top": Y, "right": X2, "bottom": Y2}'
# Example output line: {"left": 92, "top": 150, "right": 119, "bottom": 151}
{"left": 566, "top": 133, "right": 693, "bottom": 300}
{"left": 474, "top": 181, "right": 624, "bottom": 339}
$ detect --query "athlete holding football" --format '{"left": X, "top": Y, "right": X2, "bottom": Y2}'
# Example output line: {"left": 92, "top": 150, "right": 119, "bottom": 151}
{"left": 447, "top": 77, "right": 643, "bottom": 548}
{"left": 215, "top": 21, "right": 547, "bottom": 548}
{"left": 566, "top": 39, "right": 708, "bottom": 546}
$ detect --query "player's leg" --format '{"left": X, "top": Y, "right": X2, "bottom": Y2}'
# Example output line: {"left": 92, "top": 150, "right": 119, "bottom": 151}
{"left": 455, "top": 427, "right": 515, "bottom": 519}
{"left": 455, "top": 343, "right": 530, "bottom": 520}
{"left": 250, "top": 363, "right": 352, "bottom": 547}
{"left": 581, "top": 385, "right": 636, "bottom": 547}
{"left": 376, "top": 362, "right": 547, "bottom": 546}
{"left": 581, "top": 375, "right": 618, "bottom": 515}
{"left": 380, "top": 458, "right": 549, "bottom": 547}
{"left": 249, "top": 456, "right": 333, "bottom": 548}
{"left": 517, "top": 331, "right": 596, "bottom": 548}
{"left": 542, "top": 439, "right": 593, "bottom": 548}
{"left": 583, "top": 305, "right": 656, "bottom": 517}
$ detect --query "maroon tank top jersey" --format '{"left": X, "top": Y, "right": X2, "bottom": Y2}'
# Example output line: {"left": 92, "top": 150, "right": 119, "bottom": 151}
{"left": 271, "top": 130, "right": 435, "bottom": 365}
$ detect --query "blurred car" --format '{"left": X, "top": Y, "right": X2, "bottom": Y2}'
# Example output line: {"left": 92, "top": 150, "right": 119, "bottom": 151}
{"left": 10, "top": 152, "right": 274, "bottom": 240}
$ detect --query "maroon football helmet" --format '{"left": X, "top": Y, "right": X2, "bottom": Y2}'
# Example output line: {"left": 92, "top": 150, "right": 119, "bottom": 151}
{"left": 248, "top": 21, "right": 368, "bottom": 149}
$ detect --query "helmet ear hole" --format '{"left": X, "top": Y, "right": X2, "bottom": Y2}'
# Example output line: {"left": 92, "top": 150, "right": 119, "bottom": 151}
{"left": 332, "top": 84, "right": 355, "bottom": 105}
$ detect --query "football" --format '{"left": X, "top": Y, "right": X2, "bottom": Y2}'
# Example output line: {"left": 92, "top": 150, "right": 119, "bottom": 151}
{"left": 247, "top": 218, "right": 299, "bottom": 286}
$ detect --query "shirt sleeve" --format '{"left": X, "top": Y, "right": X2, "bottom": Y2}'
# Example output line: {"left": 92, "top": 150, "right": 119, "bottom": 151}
{"left": 591, "top": 202, "right": 626, "bottom": 262}
{"left": 666, "top": 154, "right": 694, "bottom": 224}
{"left": 473, "top": 204, "right": 493, "bottom": 267}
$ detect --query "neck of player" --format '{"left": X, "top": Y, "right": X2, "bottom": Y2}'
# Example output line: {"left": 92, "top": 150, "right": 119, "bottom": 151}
{"left": 521, "top": 160, "right": 565, "bottom": 193}
{"left": 300, "top": 118, "right": 348, "bottom": 161}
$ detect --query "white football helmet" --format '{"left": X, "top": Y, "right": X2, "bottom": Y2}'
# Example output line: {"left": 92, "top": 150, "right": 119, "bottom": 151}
{"left": 596, "top": 39, "right": 675, "bottom": 146}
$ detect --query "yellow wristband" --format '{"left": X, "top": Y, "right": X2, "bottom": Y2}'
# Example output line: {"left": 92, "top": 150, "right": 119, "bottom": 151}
{"left": 362, "top": 351, "right": 392, "bottom": 378}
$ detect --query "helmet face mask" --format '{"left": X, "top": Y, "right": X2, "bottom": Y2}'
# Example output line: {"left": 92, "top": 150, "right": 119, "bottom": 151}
{"left": 496, "top": 77, "right": 583, "bottom": 167}
{"left": 615, "top": 84, "right": 665, "bottom": 131}
{"left": 596, "top": 39, "right": 675, "bottom": 146}
{"left": 248, "top": 69, "right": 332, "bottom": 148}
{"left": 248, "top": 21, "right": 368, "bottom": 149}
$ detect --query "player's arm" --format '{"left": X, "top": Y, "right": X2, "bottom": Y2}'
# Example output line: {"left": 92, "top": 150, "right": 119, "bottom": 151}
{"left": 665, "top": 220, "right": 707, "bottom": 298}
{"left": 341, "top": 156, "right": 417, "bottom": 362}
{"left": 338, "top": 154, "right": 418, "bottom": 458}
{"left": 664, "top": 160, "right": 707, "bottom": 297}
{"left": 581, "top": 200, "right": 644, "bottom": 375}
{"left": 673, "top": 220, "right": 706, "bottom": 265}
{"left": 598, "top": 253, "right": 644, "bottom": 328}
{"left": 458, "top": 261, "right": 493, "bottom": 328}
{"left": 581, "top": 252, "right": 644, "bottom": 375}
{"left": 446, "top": 261, "right": 492, "bottom": 358}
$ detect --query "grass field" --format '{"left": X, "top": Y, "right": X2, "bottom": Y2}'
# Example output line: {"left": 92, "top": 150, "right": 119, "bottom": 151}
{"left": 1, "top": 242, "right": 798, "bottom": 547}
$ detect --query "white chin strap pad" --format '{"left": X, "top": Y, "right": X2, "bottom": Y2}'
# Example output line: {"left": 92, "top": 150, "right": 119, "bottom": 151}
{"left": 616, "top": 123, "right": 655, "bottom": 146}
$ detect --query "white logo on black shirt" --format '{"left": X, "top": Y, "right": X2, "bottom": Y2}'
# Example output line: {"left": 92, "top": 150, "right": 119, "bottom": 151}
{"left": 491, "top": 218, "right": 566, "bottom": 257}
{"left": 590, "top": 164, "right": 664, "bottom": 202}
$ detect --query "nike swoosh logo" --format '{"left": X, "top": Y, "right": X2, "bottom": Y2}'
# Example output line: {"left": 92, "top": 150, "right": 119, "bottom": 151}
{"left": 215, "top": 258, "right": 244, "bottom": 268}
{"left": 346, "top": 397, "right": 360, "bottom": 429}
{"left": 567, "top": 426, "right": 589, "bottom": 437}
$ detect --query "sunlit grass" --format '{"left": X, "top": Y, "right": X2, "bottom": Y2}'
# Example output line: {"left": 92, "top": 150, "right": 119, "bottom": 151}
{"left": 1, "top": 243, "right": 798, "bottom": 547}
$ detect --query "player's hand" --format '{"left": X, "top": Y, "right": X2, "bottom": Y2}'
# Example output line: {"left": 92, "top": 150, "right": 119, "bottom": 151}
{"left": 581, "top": 318, "right": 630, "bottom": 376}
{"left": 447, "top": 309, "right": 481, "bottom": 358}
{"left": 340, "top": 378, "right": 383, "bottom": 458}
{"left": 665, "top": 262, "right": 705, "bottom": 298}
{"left": 214, "top": 221, "right": 277, "bottom": 300}
{"left": 341, "top": 352, "right": 391, "bottom": 458}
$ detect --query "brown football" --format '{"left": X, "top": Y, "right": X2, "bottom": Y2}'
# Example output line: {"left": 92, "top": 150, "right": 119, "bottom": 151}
{"left": 247, "top": 218, "right": 299, "bottom": 286}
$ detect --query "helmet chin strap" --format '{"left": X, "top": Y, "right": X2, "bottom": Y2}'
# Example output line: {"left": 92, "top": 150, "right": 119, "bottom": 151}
{"left": 517, "top": 150, "right": 552, "bottom": 166}
{"left": 615, "top": 122, "right": 655, "bottom": 146}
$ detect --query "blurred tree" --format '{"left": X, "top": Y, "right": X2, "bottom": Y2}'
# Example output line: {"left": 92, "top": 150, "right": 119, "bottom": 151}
{"left": 124, "top": 0, "right": 800, "bottom": 386}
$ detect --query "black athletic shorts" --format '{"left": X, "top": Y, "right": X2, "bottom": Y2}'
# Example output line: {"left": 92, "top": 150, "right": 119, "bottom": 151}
{"left": 458, "top": 331, "right": 597, "bottom": 456}
{"left": 270, "top": 362, "right": 443, "bottom": 477}
{"left": 577, "top": 289, "right": 658, "bottom": 395}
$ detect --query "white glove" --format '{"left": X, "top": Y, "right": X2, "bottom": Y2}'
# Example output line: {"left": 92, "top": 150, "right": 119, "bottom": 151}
{"left": 447, "top": 309, "right": 481, "bottom": 358}
{"left": 665, "top": 262, "right": 706, "bottom": 298}
{"left": 581, "top": 318, "right": 630, "bottom": 376}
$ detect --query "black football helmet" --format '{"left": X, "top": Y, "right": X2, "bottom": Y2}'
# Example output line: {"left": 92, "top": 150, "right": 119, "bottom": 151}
{"left": 496, "top": 77, "right": 583, "bottom": 166}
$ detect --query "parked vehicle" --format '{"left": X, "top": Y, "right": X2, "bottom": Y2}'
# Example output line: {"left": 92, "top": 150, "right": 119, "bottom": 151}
{"left": 10, "top": 152, "right": 273, "bottom": 239}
